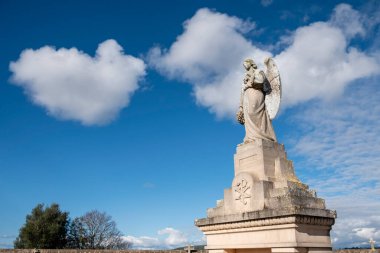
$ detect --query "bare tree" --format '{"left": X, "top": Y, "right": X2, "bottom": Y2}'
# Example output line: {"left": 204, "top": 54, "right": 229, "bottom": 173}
{"left": 67, "top": 210, "right": 131, "bottom": 249}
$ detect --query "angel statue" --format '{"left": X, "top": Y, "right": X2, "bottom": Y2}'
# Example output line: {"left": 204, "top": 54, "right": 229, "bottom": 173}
{"left": 236, "top": 57, "right": 281, "bottom": 143}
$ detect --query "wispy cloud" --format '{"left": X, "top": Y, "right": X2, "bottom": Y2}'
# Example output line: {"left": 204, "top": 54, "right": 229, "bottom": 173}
{"left": 286, "top": 77, "right": 380, "bottom": 248}
{"left": 0, "top": 235, "right": 15, "bottom": 249}
{"left": 123, "top": 227, "right": 201, "bottom": 249}
{"left": 0, "top": 235, "right": 15, "bottom": 239}
{"left": 10, "top": 39, "right": 146, "bottom": 126}
{"left": 260, "top": 0, "right": 273, "bottom": 7}
{"left": 0, "top": 243, "right": 13, "bottom": 249}
{"left": 142, "top": 182, "right": 155, "bottom": 189}
{"left": 123, "top": 235, "right": 161, "bottom": 249}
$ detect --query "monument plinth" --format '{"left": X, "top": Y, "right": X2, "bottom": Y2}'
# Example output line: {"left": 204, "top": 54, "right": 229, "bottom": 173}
{"left": 195, "top": 58, "right": 336, "bottom": 253}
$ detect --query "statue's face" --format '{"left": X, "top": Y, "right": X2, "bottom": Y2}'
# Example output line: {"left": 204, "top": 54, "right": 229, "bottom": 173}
{"left": 243, "top": 61, "right": 251, "bottom": 70}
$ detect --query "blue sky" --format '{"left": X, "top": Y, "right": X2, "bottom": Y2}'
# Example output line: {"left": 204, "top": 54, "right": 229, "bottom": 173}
{"left": 1, "top": 0, "right": 380, "bottom": 249}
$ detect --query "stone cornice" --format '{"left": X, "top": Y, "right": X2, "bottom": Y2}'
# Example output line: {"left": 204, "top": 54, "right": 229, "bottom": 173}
{"left": 195, "top": 207, "right": 336, "bottom": 227}
{"left": 198, "top": 215, "right": 335, "bottom": 232}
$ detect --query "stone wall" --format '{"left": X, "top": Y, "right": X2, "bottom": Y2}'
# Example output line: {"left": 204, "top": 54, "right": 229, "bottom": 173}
{"left": 0, "top": 250, "right": 208, "bottom": 253}
{"left": 0, "top": 250, "right": 377, "bottom": 253}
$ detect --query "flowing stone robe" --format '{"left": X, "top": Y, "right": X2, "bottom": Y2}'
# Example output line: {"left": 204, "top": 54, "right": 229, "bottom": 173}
{"left": 240, "top": 68, "right": 277, "bottom": 142}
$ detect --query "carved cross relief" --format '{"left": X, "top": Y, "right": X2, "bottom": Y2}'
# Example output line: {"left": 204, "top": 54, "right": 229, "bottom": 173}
{"left": 234, "top": 178, "right": 251, "bottom": 205}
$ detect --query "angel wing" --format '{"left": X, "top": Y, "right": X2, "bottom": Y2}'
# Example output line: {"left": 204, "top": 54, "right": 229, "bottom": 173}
{"left": 264, "top": 57, "right": 282, "bottom": 120}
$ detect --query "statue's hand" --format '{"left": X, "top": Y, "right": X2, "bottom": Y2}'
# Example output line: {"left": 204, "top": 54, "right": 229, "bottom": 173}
{"left": 236, "top": 107, "right": 245, "bottom": 125}
{"left": 244, "top": 73, "right": 252, "bottom": 85}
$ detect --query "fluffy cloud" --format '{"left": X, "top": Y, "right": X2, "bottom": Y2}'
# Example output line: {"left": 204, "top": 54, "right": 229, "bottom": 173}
{"left": 124, "top": 227, "right": 189, "bottom": 249}
{"left": 149, "top": 5, "right": 379, "bottom": 118}
{"left": 276, "top": 4, "right": 378, "bottom": 107}
{"left": 148, "top": 8, "right": 270, "bottom": 118}
{"left": 329, "top": 216, "right": 380, "bottom": 248}
{"left": 10, "top": 39, "right": 146, "bottom": 125}
{"left": 158, "top": 227, "right": 188, "bottom": 246}
{"left": 354, "top": 228, "right": 380, "bottom": 240}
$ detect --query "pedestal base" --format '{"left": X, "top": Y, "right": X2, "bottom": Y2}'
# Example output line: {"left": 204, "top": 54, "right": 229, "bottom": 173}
{"left": 195, "top": 140, "right": 336, "bottom": 253}
{"left": 196, "top": 209, "right": 335, "bottom": 253}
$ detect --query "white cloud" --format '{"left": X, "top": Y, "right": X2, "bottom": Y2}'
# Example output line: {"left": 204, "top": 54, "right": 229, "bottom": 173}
{"left": 10, "top": 39, "right": 146, "bottom": 125}
{"left": 276, "top": 4, "right": 378, "bottom": 107}
{"left": 158, "top": 227, "right": 188, "bottom": 246}
{"left": 289, "top": 79, "right": 380, "bottom": 182}
{"left": 149, "top": 6, "right": 379, "bottom": 118}
{"left": 148, "top": 8, "right": 270, "bottom": 118}
{"left": 123, "top": 235, "right": 160, "bottom": 249}
{"left": 260, "top": 0, "right": 273, "bottom": 7}
{"left": 354, "top": 228, "right": 380, "bottom": 239}
{"left": 329, "top": 215, "right": 380, "bottom": 248}
{"left": 329, "top": 3, "right": 365, "bottom": 39}
{"left": 124, "top": 227, "right": 189, "bottom": 249}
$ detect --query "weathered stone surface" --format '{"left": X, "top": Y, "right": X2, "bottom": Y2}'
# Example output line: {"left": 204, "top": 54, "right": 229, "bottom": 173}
{"left": 204, "top": 139, "right": 331, "bottom": 218}
{"left": 196, "top": 208, "right": 336, "bottom": 227}
{"left": 237, "top": 59, "right": 277, "bottom": 142}
{"left": 195, "top": 138, "right": 336, "bottom": 253}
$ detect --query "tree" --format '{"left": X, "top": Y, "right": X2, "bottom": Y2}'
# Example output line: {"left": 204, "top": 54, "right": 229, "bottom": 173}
{"left": 67, "top": 210, "right": 131, "bottom": 249}
{"left": 14, "top": 203, "right": 69, "bottom": 249}
{"left": 66, "top": 218, "right": 85, "bottom": 249}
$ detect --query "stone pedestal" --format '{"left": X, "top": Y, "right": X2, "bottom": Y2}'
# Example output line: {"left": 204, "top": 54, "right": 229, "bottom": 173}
{"left": 195, "top": 139, "right": 336, "bottom": 253}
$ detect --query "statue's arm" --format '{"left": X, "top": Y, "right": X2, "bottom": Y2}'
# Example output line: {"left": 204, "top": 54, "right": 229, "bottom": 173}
{"left": 240, "top": 70, "right": 252, "bottom": 108}
{"left": 237, "top": 78, "right": 245, "bottom": 125}
{"left": 239, "top": 84, "right": 244, "bottom": 109}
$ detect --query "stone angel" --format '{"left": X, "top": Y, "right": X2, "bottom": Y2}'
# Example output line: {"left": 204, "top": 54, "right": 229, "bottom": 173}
{"left": 236, "top": 58, "right": 282, "bottom": 143}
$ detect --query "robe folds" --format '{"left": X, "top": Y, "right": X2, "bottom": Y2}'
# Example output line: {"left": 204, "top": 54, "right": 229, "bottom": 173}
{"left": 241, "top": 69, "right": 276, "bottom": 142}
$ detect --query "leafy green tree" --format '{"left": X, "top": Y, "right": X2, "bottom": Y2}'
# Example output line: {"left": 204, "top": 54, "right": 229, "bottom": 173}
{"left": 14, "top": 203, "right": 69, "bottom": 249}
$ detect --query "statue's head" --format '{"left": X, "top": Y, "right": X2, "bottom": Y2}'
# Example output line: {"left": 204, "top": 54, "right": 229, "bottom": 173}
{"left": 243, "top": 59, "right": 257, "bottom": 70}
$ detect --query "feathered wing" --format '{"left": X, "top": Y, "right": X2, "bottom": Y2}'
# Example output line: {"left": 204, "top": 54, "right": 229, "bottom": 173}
{"left": 264, "top": 57, "right": 282, "bottom": 120}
